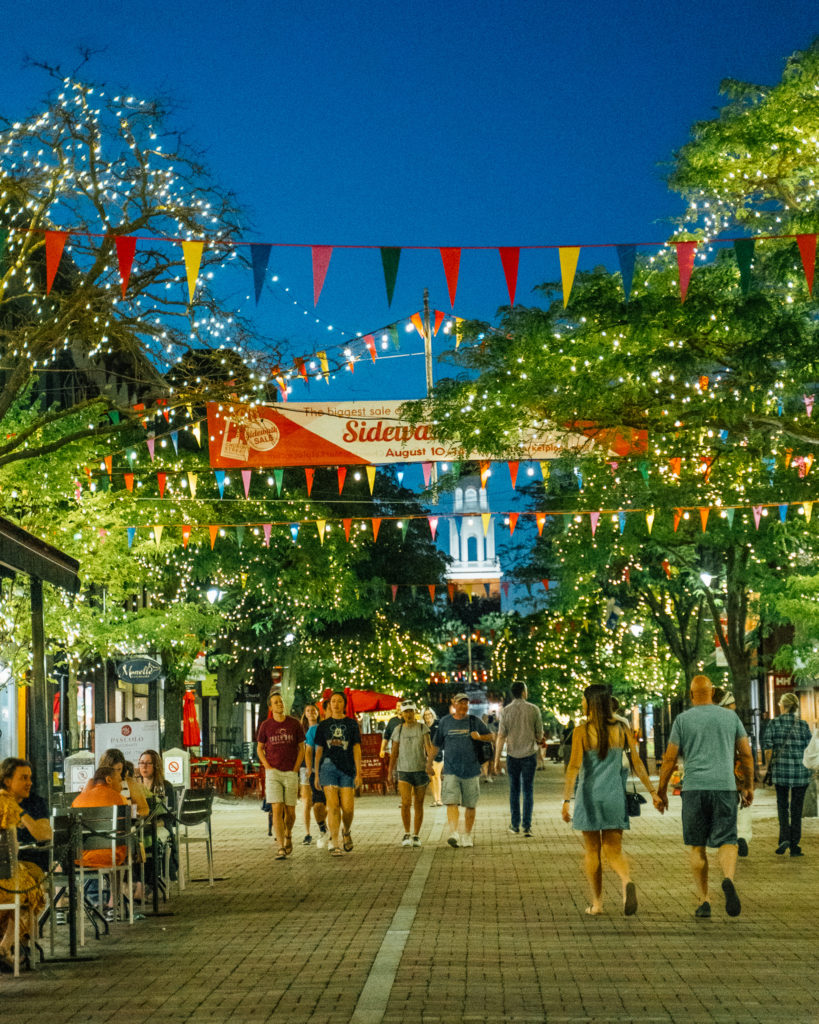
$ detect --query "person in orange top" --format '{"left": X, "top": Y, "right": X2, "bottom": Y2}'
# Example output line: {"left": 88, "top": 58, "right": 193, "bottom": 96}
{"left": 71, "top": 764, "right": 128, "bottom": 867}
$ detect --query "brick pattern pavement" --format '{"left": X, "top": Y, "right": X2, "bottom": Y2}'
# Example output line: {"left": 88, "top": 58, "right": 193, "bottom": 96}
{"left": 2, "top": 766, "right": 817, "bottom": 1024}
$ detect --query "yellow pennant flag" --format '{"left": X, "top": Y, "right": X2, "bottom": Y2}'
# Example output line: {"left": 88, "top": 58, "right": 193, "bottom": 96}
{"left": 455, "top": 317, "right": 464, "bottom": 349}
{"left": 316, "top": 519, "right": 326, "bottom": 544}
{"left": 318, "top": 350, "right": 330, "bottom": 381}
{"left": 191, "top": 422, "right": 201, "bottom": 447}
{"left": 465, "top": 583, "right": 473, "bottom": 603}
{"left": 559, "top": 247, "right": 581, "bottom": 308}
{"left": 481, "top": 513, "right": 491, "bottom": 536}
{"left": 539, "top": 461, "right": 551, "bottom": 485}
{"left": 240, "top": 572, "right": 248, "bottom": 588}
{"left": 804, "top": 501, "right": 813, "bottom": 523}
{"left": 153, "top": 525, "right": 163, "bottom": 546}
{"left": 366, "top": 466, "right": 376, "bottom": 494}
{"left": 181, "top": 241, "right": 204, "bottom": 304}
{"left": 187, "top": 472, "right": 198, "bottom": 498}
{"left": 645, "top": 510, "right": 655, "bottom": 534}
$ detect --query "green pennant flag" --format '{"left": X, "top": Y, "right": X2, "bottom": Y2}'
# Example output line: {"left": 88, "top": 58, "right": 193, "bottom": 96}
{"left": 638, "top": 460, "right": 649, "bottom": 482}
{"left": 734, "top": 239, "right": 754, "bottom": 295}
{"left": 273, "top": 467, "right": 283, "bottom": 495}
{"left": 380, "top": 247, "right": 401, "bottom": 306}
{"left": 449, "top": 461, "right": 461, "bottom": 478}
{"left": 98, "top": 474, "right": 109, "bottom": 493}
{"left": 564, "top": 514, "right": 571, "bottom": 533}
{"left": 726, "top": 508, "right": 735, "bottom": 528}
{"left": 108, "top": 410, "right": 120, "bottom": 425}
{"left": 389, "top": 325, "right": 400, "bottom": 350}
{"left": 400, "top": 520, "right": 409, "bottom": 542}
{"left": 236, "top": 525, "right": 245, "bottom": 548}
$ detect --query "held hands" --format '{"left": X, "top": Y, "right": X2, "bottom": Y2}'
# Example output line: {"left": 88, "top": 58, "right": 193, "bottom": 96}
{"left": 740, "top": 788, "right": 754, "bottom": 808}
{"left": 652, "top": 792, "right": 667, "bottom": 814}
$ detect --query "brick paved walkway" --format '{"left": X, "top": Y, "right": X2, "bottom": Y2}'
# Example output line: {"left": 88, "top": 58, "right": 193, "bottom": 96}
{"left": 3, "top": 766, "right": 817, "bottom": 1024}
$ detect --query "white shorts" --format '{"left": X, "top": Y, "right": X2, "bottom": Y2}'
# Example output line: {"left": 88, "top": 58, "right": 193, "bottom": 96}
{"left": 265, "top": 768, "right": 299, "bottom": 806}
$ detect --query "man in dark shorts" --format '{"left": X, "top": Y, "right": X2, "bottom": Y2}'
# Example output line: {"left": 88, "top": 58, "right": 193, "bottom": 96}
{"left": 657, "top": 675, "right": 754, "bottom": 918}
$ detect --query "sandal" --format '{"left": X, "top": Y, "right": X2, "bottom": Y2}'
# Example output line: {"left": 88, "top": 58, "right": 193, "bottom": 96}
{"left": 275, "top": 848, "right": 287, "bottom": 860}
{"left": 331, "top": 846, "right": 344, "bottom": 857}
{"left": 342, "top": 830, "right": 353, "bottom": 852}
{"left": 284, "top": 834, "right": 293, "bottom": 855}
{"left": 624, "top": 882, "right": 637, "bottom": 917}
{"left": 585, "top": 906, "right": 603, "bottom": 916}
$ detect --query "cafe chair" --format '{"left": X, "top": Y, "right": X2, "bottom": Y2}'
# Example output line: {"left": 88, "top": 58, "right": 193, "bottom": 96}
{"left": 0, "top": 827, "right": 36, "bottom": 977}
{"left": 176, "top": 787, "right": 214, "bottom": 890}
{"left": 75, "top": 805, "right": 135, "bottom": 946}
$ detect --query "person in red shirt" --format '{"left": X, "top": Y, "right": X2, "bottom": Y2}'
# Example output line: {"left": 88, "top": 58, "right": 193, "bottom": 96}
{"left": 256, "top": 693, "right": 305, "bottom": 860}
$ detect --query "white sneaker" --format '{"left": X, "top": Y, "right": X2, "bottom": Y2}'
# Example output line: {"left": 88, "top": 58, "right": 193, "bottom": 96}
{"left": 316, "top": 833, "right": 327, "bottom": 849}
{"left": 401, "top": 834, "right": 412, "bottom": 847}
{"left": 461, "top": 833, "right": 474, "bottom": 847}
{"left": 447, "top": 832, "right": 460, "bottom": 848}
{"left": 412, "top": 835, "right": 421, "bottom": 848}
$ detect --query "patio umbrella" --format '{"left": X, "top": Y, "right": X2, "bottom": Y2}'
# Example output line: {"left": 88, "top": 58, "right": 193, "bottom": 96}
{"left": 182, "top": 688, "right": 201, "bottom": 747}
{"left": 319, "top": 688, "right": 400, "bottom": 716}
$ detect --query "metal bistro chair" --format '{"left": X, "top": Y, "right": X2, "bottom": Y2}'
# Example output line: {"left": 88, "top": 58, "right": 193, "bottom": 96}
{"left": 176, "top": 787, "right": 214, "bottom": 891}
{"left": 76, "top": 805, "right": 135, "bottom": 946}
{"left": 0, "top": 826, "right": 34, "bottom": 977}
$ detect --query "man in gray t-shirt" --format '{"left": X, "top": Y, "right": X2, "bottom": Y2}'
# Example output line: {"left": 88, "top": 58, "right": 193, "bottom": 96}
{"left": 658, "top": 675, "right": 754, "bottom": 919}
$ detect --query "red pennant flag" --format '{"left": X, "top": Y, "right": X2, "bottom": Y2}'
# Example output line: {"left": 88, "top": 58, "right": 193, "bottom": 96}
{"left": 624, "top": 566, "right": 630, "bottom": 583}
{"left": 447, "top": 583, "right": 455, "bottom": 602}
{"left": 541, "top": 579, "right": 550, "bottom": 592}
{"left": 371, "top": 517, "right": 381, "bottom": 542}
{"left": 501, "top": 581, "right": 510, "bottom": 599}
{"left": 343, "top": 518, "right": 352, "bottom": 541}
{"left": 391, "top": 584, "right": 398, "bottom": 602}
{"left": 508, "top": 461, "right": 519, "bottom": 489}
{"left": 439, "top": 248, "right": 461, "bottom": 307}
{"left": 673, "top": 508, "right": 682, "bottom": 532}
{"left": 305, "top": 468, "right": 315, "bottom": 496}
{"left": 662, "top": 559, "right": 671, "bottom": 578}
{"left": 115, "top": 236, "right": 136, "bottom": 299}
{"left": 296, "top": 358, "right": 308, "bottom": 382}
{"left": 428, "top": 584, "right": 436, "bottom": 603}
{"left": 209, "top": 525, "right": 219, "bottom": 549}
{"left": 312, "top": 245, "right": 333, "bottom": 305}
{"left": 535, "top": 512, "right": 546, "bottom": 536}
{"left": 337, "top": 466, "right": 347, "bottom": 494}
{"left": 797, "top": 234, "right": 817, "bottom": 295}
{"left": 675, "top": 241, "right": 697, "bottom": 301}
{"left": 124, "top": 473, "right": 134, "bottom": 492}
{"left": 182, "top": 525, "right": 191, "bottom": 548}
{"left": 104, "top": 455, "right": 113, "bottom": 477}
{"left": 508, "top": 512, "right": 519, "bottom": 536}
{"left": 499, "top": 247, "right": 520, "bottom": 306}
{"left": 157, "top": 472, "right": 167, "bottom": 498}
{"left": 45, "top": 231, "right": 68, "bottom": 294}
{"left": 364, "top": 334, "right": 377, "bottom": 362}
{"left": 433, "top": 309, "right": 445, "bottom": 335}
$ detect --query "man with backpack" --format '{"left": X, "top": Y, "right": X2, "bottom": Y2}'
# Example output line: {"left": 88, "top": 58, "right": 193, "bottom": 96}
{"left": 427, "top": 693, "right": 494, "bottom": 848}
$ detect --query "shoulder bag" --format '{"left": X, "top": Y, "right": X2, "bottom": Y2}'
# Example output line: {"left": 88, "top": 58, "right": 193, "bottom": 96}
{"left": 622, "top": 726, "right": 646, "bottom": 817}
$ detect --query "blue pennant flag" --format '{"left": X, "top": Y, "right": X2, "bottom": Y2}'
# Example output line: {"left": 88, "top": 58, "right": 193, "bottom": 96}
{"left": 127, "top": 527, "right": 136, "bottom": 548}
{"left": 616, "top": 244, "right": 637, "bottom": 302}
{"left": 214, "top": 470, "right": 226, "bottom": 498}
{"left": 251, "top": 243, "right": 272, "bottom": 305}
{"left": 290, "top": 523, "right": 300, "bottom": 542}
{"left": 170, "top": 430, "right": 179, "bottom": 454}
{"left": 779, "top": 504, "right": 788, "bottom": 523}
{"left": 618, "top": 511, "right": 626, "bottom": 534}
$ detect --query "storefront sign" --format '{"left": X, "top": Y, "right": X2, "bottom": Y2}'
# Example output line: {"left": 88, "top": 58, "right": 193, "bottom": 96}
{"left": 117, "top": 656, "right": 163, "bottom": 684}
{"left": 94, "top": 720, "right": 161, "bottom": 765}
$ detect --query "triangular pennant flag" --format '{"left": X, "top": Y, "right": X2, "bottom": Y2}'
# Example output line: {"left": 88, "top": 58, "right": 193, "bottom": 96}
{"left": 807, "top": 454, "right": 815, "bottom": 476}
{"left": 726, "top": 508, "right": 735, "bottom": 528}
{"left": 157, "top": 472, "right": 167, "bottom": 498}
{"left": 108, "top": 410, "right": 120, "bottom": 425}
{"left": 734, "top": 238, "right": 754, "bottom": 295}
{"left": 236, "top": 526, "right": 245, "bottom": 548}
{"left": 673, "top": 508, "right": 682, "bottom": 532}
{"left": 501, "top": 581, "right": 510, "bottom": 599}
{"left": 796, "top": 234, "right": 816, "bottom": 295}
{"left": 273, "top": 467, "right": 283, "bottom": 494}
{"left": 242, "top": 468, "right": 252, "bottom": 498}
{"left": 181, "top": 240, "right": 204, "bottom": 304}
{"left": 347, "top": 359, "right": 355, "bottom": 375}
{"left": 440, "top": 247, "right": 461, "bottom": 306}
{"left": 337, "top": 466, "right": 347, "bottom": 494}
{"left": 191, "top": 423, "right": 201, "bottom": 446}
{"left": 662, "top": 560, "right": 671, "bottom": 579}
{"left": 484, "top": 584, "right": 491, "bottom": 598}
{"left": 126, "top": 526, "right": 136, "bottom": 548}
{"left": 779, "top": 504, "right": 788, "bottom": 523}
{"left": 752, "top": 505, "right": 763, "bottom": 529}
{"left": 316, "top": 519, "right": 326, "bottom": 544}
{"left": 805, "top": 395, "right": 814, "bottom": 417}
{"left": 400, "top": 520, "right": 409, "bottom": 541}
{"left": 371, "top": 517, "right": 381, "bottom": 542}
{"left": 146, "top": 436, "right": 155, "bottom": 461}
{"left": 209, "top": 525, "right": 218, "bottom": 549}
{"left": 263, "top": 524, "right": 272, "bottom": 547}
{"left": 447, "top": 583, "right": 455, "bottom": 602}
{"left": 433, "top": 309, "right": 445, "bottom": 335}
{"left": 187, "top": 472, "right": 198, "bottom": 498}
{"left": 389, "top": 326, "right": 400, "bottom": 350}
{"left": 124, "top": 473, "right": 134, "bottom": 492}
{"left": 250, "top": 243, "right": 272, "bottom": 304}
{"left": 645, "top": 510, "right": 655, "bottom": 534}
{"left": 311, "top": 245, "right": 333, "bottom": 305}
{"left": 422, "top": 462, "right": 432, "bottom": 488}
{"left": 391, "top": 584, "right": 398, "bottom": 602}
{"left": 535, "top": 512, "right": 546, "bottom": 536}
{"left": 182, "top": 525, "right": 191, "bottom": 548}
{"left": 428, "top": 517, "right": 438, "bottom": 540}
{"left": 498, "top": 247, "right": 520, "bottom": 306}
{"left": 480, "top": 461, "right": 490, "bottom": 488}
{"left": 558, "top": 247, "right": 581, "bottom": 307}
{"left": 700, "top": 508, "right": 709, "bottom": 532}
{"left": 170, "top": 430, "right": 179, "bottom": 454}
{"left": 410, "top": 312, "right": 424, "bottom": 339}
{"left": 589, "top": 511, "right": 600, "bottom": 536}
{"left": 465, "top": 583, "right": 473, "bottom": 603}
{"left": 45, "top": 230, "right": 68, "bottom": 294}
{"left": 668, "top": 457, "right": 681, "bottom": 478}
{"left": 481, "top": 513, "right": 491, "bottom": 536}
{"left": 342, "top": 518, "right": 352, "bottom": 542}
{"left": 803, "top": 502, "right": 813, "bottom": 523}
{"left": 507, "top": 461, "right": 519, "bottom": 489}
{"left": 539, "top": 462, "right": 550, "bottom": 485}
{"left": 426, "top": 584, "right": 435, "bottom": 603}
{"left": 153, "top": 525, "right": 163, "bottom": 546}
{"left": 296, "top": 358, "right": 308, "bottom": 382}
{"left": 616, "top": 243, "right": 636, "bottom": 301}
{"left": 240, "top": 572, "right": 248, "bottom": 589}
{"left": 104, "top": 455, "right": 113, "bottom": 477}
{"left": 454, "top": 317, "right": 464, "bottom": 349}
{"left": 365, "top": 466, "right": 376, "bottom": 494}
{"left": 115, "top": 236, "right": 136, "bottom": 299}
{"left": 304, "top": 468, "right": 315, "bottom": 496}
{"left": 317, "top": 351, "right": 329, "bottom": 382}
{"left": 380, "top": 247, "right": 401, "bottom": 305}
{"left": 618, "top": 511, "right": 626, "bottom": 534}
{"left": 364, "top": 334, "right": 377, "bottom": 362}
{"left": 290, "top": 523, "right": 300, "bottom": 542}
{"left": 541, "top": 579, "right": 550, "bottom": 592}
{"left": 508, "top": 512, "right": 519, "bottom": 536}
{"left": 675, "top": 240, "right": 697, "bottom": 301}
{"left": 214, "top": 470, "right": 226, "bottom": 498}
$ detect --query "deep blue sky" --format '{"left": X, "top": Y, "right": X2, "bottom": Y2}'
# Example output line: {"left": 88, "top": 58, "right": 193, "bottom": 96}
{"left": 1, "top": 1, "right": 817, "bottom": 409}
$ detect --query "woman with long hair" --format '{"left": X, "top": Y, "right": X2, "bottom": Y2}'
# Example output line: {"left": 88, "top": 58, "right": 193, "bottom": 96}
{"left": 422, "top": 708, "right": 443, "bottom": 806}
{"left": 136, "top": 749, "right": 177, "bottom": 889}
{"left": 561, "top": 685, "right": 660, "bottom": 916}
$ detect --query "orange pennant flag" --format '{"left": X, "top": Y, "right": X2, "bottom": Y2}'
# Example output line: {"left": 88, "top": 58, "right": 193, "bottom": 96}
{"left": 343, "top": 518, "right": 352, "bottom": 542}
{"left": 337, "top": 466, "right": 347, "bottom": 494}
{"left": 115, "top": 236, "right": 136, "bottom": 299}
{"left": 797, "top": 234, "right": 816, "bottom": 296}
{"left": 371, "top": 517, "right": 381, "bottom": 542}
{"left": 312, "top": 245, "right": 333, "bottom": 305}
{"left": 296, "top": 358, "right": 308, "bottom": 382}
{"left": 498, "top": 247, "right": 519, "bottom": 306}
{"left": 558, "top": 247, "right": 581, "bottom": 308}
{"left": 124, "top": 473, "right": 134, "bottom": 492}
{"left": 182, "top": 525, "right": 191, "bottom": 548}
{"left": 508, "top": 461, "right": 519, "bottom": 489}
{"left": 508, "top": 512, "right": 519, "bottom": 536}
{"left": 410, "top": 312, "right": 424, "bottom": 339}
{"left": 364, "top": 334, "right": 377, "bottom": 362}
{"left": 428, "top": 584, "right": 436, "bottom": 603}
{"left": 181, "top": 240, "right": 204, "bottom": 304}
{"left": 45, "top": 231, "right": 68, "bottom": 294}
{"left": 668, "top": 457, "right": 681, "bottom": 478}
{"left": 157, "top": 472, "right": 167, "bottom": 498}
{"left": 440, "top": 248, "right": 461, "bottom": 306}
{"left": 699, "top": 508, "right": 709, "bottom": 532}
{"left": 675, "top": 241, "right": 697, "bottom": 302}
{"left": 535, "top": 512, "right": 546, "bottom": 536}
{"left": 305, "top": 467, "right": 315, "bottom": 496}
{"left": 447, "top": 583, "right": 455, "bottom": 602}
{"left": 480, "top": 461, "right": 490, "bottom": 487}
{"left": 209, "top": 525, "right": 218, "bottom": 549}
{"left": 104, "top": 455, "right": 113, "bottom": 477}
{"left": 673, "top": 508, "right": 682, "bottom": 532}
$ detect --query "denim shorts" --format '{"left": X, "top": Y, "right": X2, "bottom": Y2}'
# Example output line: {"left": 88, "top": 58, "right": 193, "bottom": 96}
{"left": 397, "top": 770, "right": 430, "bottom": 789}
{"left": 319, "top": 760, "right": 355, "bottom": 789}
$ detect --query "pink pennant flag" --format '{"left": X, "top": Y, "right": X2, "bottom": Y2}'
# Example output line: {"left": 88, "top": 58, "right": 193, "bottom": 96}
{"left": 805, "top": 395, "right": 814, "bottom": 417}
{"left": 501, "top": 581, "right": 510, "bottom": 599}
{"left": 440, "top": 248, "right": 461, "bottom": 307}
{"left": 508, "top": 512, "right": 519, "bottom": 536}
{"left": 242, "top": 469, "right": 252, "bottom": 498}
{"left": 45, "top": 231, "right": 68, "bottom": 294}
{"left": 146, "top": 436, "right": 155, "bottom": 461}
{"left": 337, "top": 466, "right": 347, "bottom": 494}
{"left": 410, "top": 312, "right": 424, "bottom": 338}
{"left": 753, "top": 505, "right": 763, "bottom": 529}
{"left": 796, "top": 234, "right": 816, "bottom": 296}
{"left": 364, "top": 335, "right": 377, "bottom": 362}
{"left": 312, "top": 246, "right": 333, "bottom": 305}
{"left": 263, "top": 524, "right": 272, "bottom": 547}
{"left": 433, "top": 310, "right": 445, "bottom": 335}
{"left": 157, "top": 472, "right": 167, "bottom": 498}
{"left": 391, "top": 584, "right": 398, "bottom": 602}
{"left": 115, "top": 236, "right": 136, "bottom": 299}
{"left": 589, "top": 511, "right": 600, "bottom": 536}
{"left": 428, "top": 517, "right": 438, "bottom": 540}
{"left": 422, "top": 462, "right": 433, "bottom": 487}
{"left": 305, "top": 468, "right": 315, "bottom": 496}
{"left": 675, "top": 241, "right": 697, "bottom": 301}
{"left": 498, "top": 247, "right": 520, "bottom": 306}
{"left": 507, "top": 461, "right": 519, "bottom": 489}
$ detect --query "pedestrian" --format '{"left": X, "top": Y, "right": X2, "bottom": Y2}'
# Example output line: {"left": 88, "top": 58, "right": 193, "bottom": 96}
{"left": 299, "top": 705, "right": 320, "bottom": 845}
{"left": 495, "top": 682, "right": 544, "bottom": 837}
{"left": 422, "top": 708, "right": 444, "bottom": 806}
{"left": 427, "top": 693, "right": 494, "bottom": 848}
{"left": 256, "top": 692, "right": 305, "bottom": 861}
{"left": 313, "top": 691, "right": 362, "bottom": 856}
{"left": 761, "top": 691, "right": 812, "bottom": 857}
{"left": 303, "top": 705, "right": 330, "bottom": 848}
{"left": 389, "top": 700, "right": 432, "bottom": 847}
{"left": 711, "top": 690, "right": 752, "bottom": 857}
{"left": 657, "top": 674, "right": 754, "bottom": 918}
{"left": 562, "top": 685, "right": 659, "bottom": 916}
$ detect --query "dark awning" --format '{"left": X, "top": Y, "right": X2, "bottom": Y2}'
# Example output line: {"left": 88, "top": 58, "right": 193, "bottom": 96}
{"left": 0, "top": 516, "right": 80, "bottom": 593}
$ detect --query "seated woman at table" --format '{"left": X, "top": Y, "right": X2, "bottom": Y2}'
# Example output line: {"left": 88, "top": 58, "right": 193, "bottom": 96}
{"left": 0, "top": 758, "right": 49, "bottom": 971}
{"left": 136, "top": 750, "right": 177, "bottom": 882}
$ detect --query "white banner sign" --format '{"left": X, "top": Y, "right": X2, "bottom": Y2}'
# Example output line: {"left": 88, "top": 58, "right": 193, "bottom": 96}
{"left": 94, "top": 720, "right": 161, "bottom": 766}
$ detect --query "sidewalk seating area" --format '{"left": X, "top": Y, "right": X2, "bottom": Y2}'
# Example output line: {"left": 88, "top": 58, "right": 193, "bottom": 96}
{"left": 190, "top": 757, "right": 263, "bottom": 798}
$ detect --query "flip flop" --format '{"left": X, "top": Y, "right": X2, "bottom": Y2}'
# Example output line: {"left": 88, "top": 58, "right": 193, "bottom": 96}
{"left": 275, "top": 848, "right": 287, "bottom": 860}
{"left": 624, "top": 882, "right": 637, "bottom": 916}
{"left": 284, "top": 835, "right": 293, "bottom": 855}
{"left": 585, "top": 906, "right": 603, "bottom": 916}
{"left": 722, "top": 879, "right": 741, "bottom": 917}
{"left": 331, "top": 846, "right": 344, "bottom": 857}
{"left": 342, "top": 830, "right": 353, "bottom": 852}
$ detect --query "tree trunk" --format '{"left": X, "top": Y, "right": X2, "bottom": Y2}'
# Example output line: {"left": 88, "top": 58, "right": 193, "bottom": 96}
{"left": 161, "top": 650, "right": 188, "bottom": 749}
{"left": 67, "top": 660, "right": 80, "bottom": 751}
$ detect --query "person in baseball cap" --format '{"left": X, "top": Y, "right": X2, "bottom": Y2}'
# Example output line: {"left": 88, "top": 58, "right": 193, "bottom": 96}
{"left": 389, "top": 699, "right": 432, "bottom": 848}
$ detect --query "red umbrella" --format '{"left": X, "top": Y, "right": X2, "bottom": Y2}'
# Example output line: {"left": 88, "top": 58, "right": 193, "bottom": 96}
{"left": 182, "top": 689, "right": 201, "bottom": 747}
{"left": 319, "top": 688, "right": 399, "bottom": 716}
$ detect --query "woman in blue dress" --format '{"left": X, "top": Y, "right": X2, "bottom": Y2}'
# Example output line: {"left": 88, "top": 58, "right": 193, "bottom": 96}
{"left": 561, "top": 685, "right": 660, "bottom": 916}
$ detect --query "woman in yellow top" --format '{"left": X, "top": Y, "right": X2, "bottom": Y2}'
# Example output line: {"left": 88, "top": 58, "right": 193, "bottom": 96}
{"left": 0, "top": 757, "right": 50, "bottom": 971}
